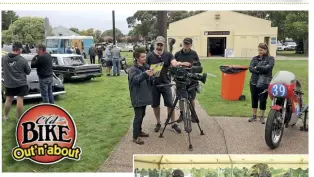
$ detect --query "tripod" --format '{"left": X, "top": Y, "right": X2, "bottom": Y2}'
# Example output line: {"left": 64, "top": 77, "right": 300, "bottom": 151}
{"left": 157, "top": 80, "right": 205, "bottom": 151}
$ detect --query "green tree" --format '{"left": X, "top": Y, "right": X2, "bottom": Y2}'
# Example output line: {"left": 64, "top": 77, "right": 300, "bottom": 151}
{"left": 1, "top": 10, "right": 19, "bottom": 31}
{"left": 2, "top": 16, "right": 45, "bottom": 44}
{"left": 149, "top": 169, "right": 159, "bottom": 177}
{"left": 126, "top": 11, "right": 205, "bottom": 42}
{"left": 80, "top": 28, "right": 95, "bottom": 36}
{"left": 94, "top": 30, "right": 102, "bottom": 43}
{"left": 24, "top": 34, "right": 34, "bottom": 44}
{"left": 69, "top": 27, "right": 80, "bottom": 34}
{"left": 101, "top": 28, "right": 124, "bottom": 42}
{"left": 284, "top": 11, "right": 308, "bottom": 56}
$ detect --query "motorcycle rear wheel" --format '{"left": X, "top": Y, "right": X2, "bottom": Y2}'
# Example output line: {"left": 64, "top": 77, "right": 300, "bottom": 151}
{"left": 265, "top": 110, "right": 284, "bottom": 149}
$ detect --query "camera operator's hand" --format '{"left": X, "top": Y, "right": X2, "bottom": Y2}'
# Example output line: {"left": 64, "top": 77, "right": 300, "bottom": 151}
{"left": 145, "top": 70, "right": 154, "bottom": 76}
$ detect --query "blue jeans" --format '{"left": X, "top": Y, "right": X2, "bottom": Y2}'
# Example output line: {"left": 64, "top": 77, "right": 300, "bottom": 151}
{"left": 112, "top": 58, "right": 120, "bottom": 75}
{"left": 39, "top": 77, "right": 54, "bottom": 104}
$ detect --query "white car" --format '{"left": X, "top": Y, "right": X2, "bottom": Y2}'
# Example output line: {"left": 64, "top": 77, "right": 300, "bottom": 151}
{"left": 119, "top": 45, "right": 133, "bottom": 52}
{"left": 282, "top": 42, "right": 297, "bottom": 51}
{"left": 277, "top": 43, "right": 284, "bottom": 51}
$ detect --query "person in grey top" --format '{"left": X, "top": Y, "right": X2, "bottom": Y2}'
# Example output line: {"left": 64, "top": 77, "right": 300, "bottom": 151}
{"left": 111, "top": 45, "right": 121, "bottom": 76}
{"left": 2, "top": 41, "right": 31, "bottom": 121}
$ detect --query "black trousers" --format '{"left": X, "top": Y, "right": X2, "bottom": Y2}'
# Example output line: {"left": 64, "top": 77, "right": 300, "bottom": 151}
{"left": 133, "top": 106, "right": 146, "bottom": 139}
{"left": 90, "top": 55, "right": 95, "bottom": 64}
{"left": 250, "top": 83, "right": 268, "bottom": 110}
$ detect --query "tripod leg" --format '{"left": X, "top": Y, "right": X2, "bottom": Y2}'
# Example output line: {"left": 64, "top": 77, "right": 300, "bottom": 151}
{"left": 187, "top": 99, "right": 205, "bottom": 135}
{"left": 159, "top": 97, "right": 179, "bottom": 138}
{"left": 188, "top": 132, "right": 193, "bottom": 151}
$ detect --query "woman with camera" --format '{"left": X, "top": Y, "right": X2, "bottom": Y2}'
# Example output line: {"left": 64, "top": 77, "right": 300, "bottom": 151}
{"left": 248, "top": 43, "right": 275, "bottom": 124}
{"left": 128, "top": 48, "right": 153, "bottom": 145}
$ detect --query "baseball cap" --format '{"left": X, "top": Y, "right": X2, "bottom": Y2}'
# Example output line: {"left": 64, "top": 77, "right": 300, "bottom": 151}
{"left": 155, "top": 36, "right": 165, "bottom": 44}
{"left": 183, "top": 38, "right": 193, "bottom": 44}
{"left": 12, "top": 41, "right": 23, "bottom": 50}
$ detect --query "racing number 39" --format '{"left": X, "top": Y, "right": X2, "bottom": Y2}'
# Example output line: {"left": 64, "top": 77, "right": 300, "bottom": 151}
{"left": 271, "top": 84, "right": 287, "bottom": 97}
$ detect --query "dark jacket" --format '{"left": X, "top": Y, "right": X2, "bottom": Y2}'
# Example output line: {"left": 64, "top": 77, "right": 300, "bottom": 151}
{"left": 31, "top": 53, "right": 53, "bottom": 79}
{"left": 128, "top": 64, "right": 152, "bottom": 108}
{"left": 89, "top": 47, "right": 96, "bottom": 56}
{"left": 249, "top": 55, "right": 275, "bottom": 88}
{"left": 2, "top": 53, "right": 31, "bottom": 88}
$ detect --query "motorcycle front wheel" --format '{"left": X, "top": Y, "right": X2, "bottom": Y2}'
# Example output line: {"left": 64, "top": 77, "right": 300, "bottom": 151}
{"left": 265, "top": 109, "right": 284, "bottom": 149}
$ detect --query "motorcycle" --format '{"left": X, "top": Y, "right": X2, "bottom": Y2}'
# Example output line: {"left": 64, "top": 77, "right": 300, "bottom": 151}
{"left": 265, "top": 71, "right": 308, "bottom": 149}
{"left": 101, "top": 56, "right": 130, "bottom": 74}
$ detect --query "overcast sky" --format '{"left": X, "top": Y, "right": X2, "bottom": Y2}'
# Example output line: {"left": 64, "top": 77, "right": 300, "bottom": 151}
{"left": 15, "top": 10, "right": 137, "bottom": 34}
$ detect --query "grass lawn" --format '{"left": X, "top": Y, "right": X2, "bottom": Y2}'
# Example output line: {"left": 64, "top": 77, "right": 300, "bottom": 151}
{"left": 197, "top": 59, "right": 308, "bottom": 117}
{"left": 2, "top": 75, "right": 134, "bottom": 172}
{"left": 277, "top": 50, "right": 306, "bottom": 57}
{"left": 2, "top": 52, "right": 308, "bottom": 172}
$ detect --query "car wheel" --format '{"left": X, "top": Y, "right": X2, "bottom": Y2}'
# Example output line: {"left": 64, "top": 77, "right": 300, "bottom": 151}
{"left": 57, "top": 74, "right": 65, "bottom": 83}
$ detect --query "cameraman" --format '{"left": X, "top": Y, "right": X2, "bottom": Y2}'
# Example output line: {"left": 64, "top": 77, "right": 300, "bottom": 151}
{"left": 174, "top": 38, "right": 201, "bottom": 122}
{"left": 146, "top": 36, "right": 182, "bottom": 134}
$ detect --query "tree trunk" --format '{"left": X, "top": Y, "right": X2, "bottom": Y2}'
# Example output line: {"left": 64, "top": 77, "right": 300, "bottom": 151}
{"left": 157, "top": 11, "right": 168, "bottom": 51}
{"left": 303, "top": 38, "right": 308, "bottom": 56}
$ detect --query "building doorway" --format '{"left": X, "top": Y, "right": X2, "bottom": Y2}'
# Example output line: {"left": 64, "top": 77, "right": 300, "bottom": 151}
{"left": 264, "top": 37, "right": 270, "bottom": 46}
{"left": 207, "top": 37, "right": 226, "bottom": 57}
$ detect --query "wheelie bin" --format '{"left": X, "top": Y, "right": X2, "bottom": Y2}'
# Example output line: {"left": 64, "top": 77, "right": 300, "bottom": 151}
{"left": 219, "top": 65, "right": 249, "bottom": 101}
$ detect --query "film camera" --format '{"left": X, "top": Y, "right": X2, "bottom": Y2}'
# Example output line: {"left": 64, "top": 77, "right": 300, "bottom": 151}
{"left": 158, "top": 64, "right": 207, "bottom": 151}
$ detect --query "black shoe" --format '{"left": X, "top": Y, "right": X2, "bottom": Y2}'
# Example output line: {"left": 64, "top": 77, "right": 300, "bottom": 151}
{"left": 107, "top": 74, "right": 111, "bottom": 76}
{"left": 113, "top": 74, "right": 116, "bottom": 76}
{"left": 154, "top": 123, "right": 161, "bottom": 132}
{"left": 248, "top": 115, "right": 257, "bottom": 122}
{"left": 171, "top": 124, "right": 181, "bottom": 134}
{"left": 133, "top": 137, "right": 144, "bottom": 145}
{"left": 117, "top": 73, "right": 120, "bottom": 76}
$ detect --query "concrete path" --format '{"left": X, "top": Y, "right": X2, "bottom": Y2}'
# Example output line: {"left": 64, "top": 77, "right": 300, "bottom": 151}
{"left": 98, "top": 100, "right": 308, "bottom": 172}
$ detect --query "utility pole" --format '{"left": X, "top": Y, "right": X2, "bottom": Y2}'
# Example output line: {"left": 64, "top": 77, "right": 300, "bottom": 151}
{"left": 112, "top": 10, "right": 116, "bottom": 45}
{"left": 157, "top": 11, "right": 168, "bottom": 51}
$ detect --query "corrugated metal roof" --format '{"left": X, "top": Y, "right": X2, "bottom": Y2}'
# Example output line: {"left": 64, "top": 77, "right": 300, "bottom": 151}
{"left": 52, "top": 26, "right": 79, "bottom": 36}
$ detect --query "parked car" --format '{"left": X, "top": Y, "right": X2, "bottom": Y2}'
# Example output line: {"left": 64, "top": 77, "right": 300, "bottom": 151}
{"left": 276, "top": 42, "right": 284, "bottom": 51}
{"left": 1, "top": 53, "right": 66, "bottom": 102}
{"left": 51, "top": 54, "right": 103, "bottom": 83}
{"left": 282, "top": 41, "right": 297, "bottom": 51}
{"left": 119, "top": 45, "right": 134, "bottom": 52}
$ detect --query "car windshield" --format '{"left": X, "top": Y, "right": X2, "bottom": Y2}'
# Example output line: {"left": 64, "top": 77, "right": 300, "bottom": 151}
{"left": 46, "top": 39, "right": 59, "bottom": 48}
{"left": 62, "top": 56, "right": 85, "bottom": 66}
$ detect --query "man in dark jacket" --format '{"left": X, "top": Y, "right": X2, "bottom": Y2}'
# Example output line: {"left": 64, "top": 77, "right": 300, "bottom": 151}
{"left": 89, "top": 44, "right": 96, "bottom": 64}
{"left": 128, "top": 47, "right": 153, "bottom": 145}
{"left": 31, "top": 44, "right": 54, "bottom": 104}
{"left": 2, "top": 41, "right": 31, "bottom": 121}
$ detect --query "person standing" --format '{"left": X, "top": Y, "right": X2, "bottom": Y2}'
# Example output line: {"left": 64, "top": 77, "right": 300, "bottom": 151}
{"left": 248, "top": 43, "right": 275, "bottom": 124}
{"left": 97, "top": 46, "right": 103, "bottom": 64}
{"left": 128, "top": 47, "right": 153, "bottom": 145}
{"left": 2, "top": 42, "right": 31, "bottom": 121}
{"left": 89, "top": 44, "right": 96, "bottom": 64}
{"left": 174, "top": 38, "right": 202, "bottom": 123}
{"left": 105, "top": 45, "right": 113, "bottom": 76}
{"left": 111, "top": 45, "right": 121, "bottom": 76}
{"left": 146, "top": 36, "right": 182, "bottom": 133}
{"left": 31, "top": 44, "right": 55, "bottom": 104}
{"left": 75, "top": 47, "right": 81, "bottom": 55}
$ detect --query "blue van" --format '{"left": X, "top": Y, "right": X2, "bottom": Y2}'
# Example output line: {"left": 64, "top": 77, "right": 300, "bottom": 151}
{"left": 46, "top": 36, "right": 94, "bottom": 58}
